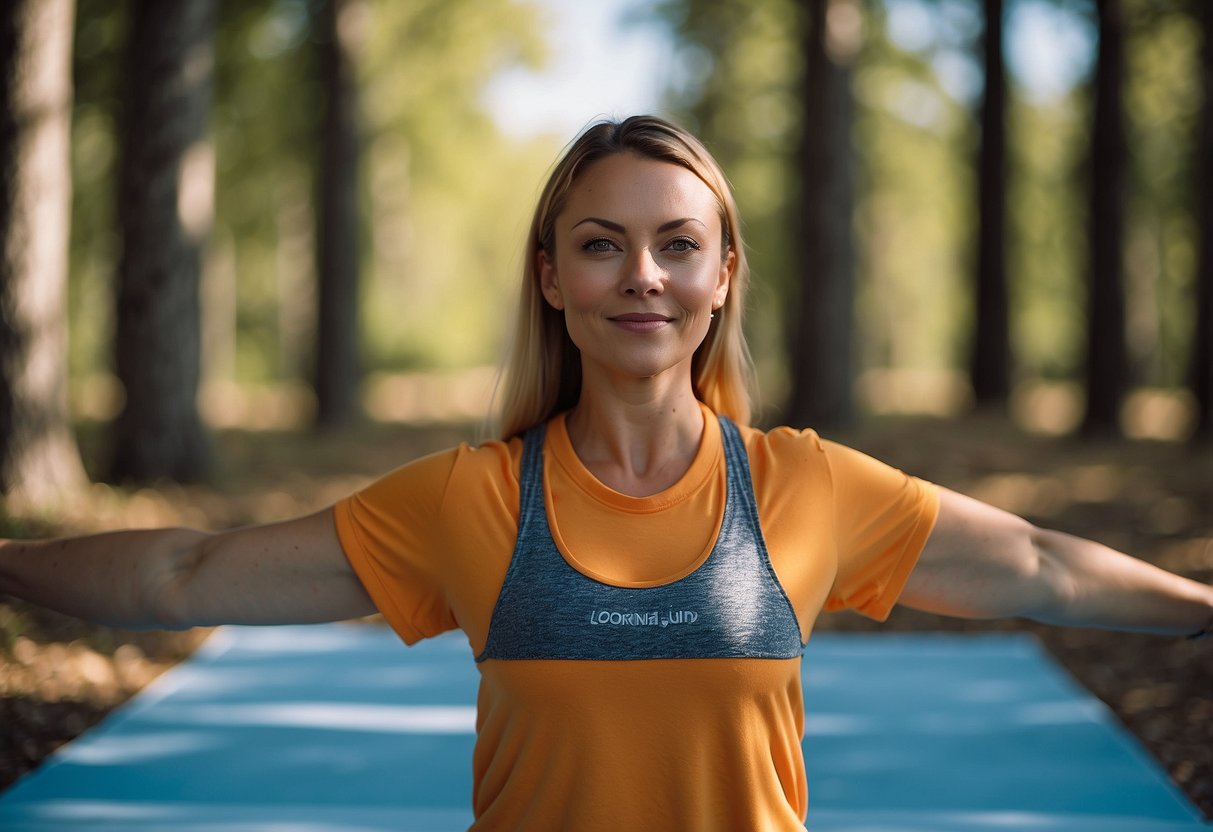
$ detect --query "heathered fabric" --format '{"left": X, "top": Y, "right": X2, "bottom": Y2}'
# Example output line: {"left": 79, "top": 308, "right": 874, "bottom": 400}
{"left": 476, "top": 417, "right": 802, "bottom": 662}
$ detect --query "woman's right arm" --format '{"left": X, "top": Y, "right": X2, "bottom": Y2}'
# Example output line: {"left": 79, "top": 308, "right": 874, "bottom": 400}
{"left": 0, "top": 508, "right": 377, "bottom": 630}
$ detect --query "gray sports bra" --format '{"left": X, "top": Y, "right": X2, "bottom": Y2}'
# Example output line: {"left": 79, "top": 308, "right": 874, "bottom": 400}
{"left": 476, "top": 416, "right": 803, "bottom": 662}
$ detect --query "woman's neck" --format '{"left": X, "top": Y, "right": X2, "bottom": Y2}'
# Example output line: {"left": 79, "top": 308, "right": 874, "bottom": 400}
{"left": 564, "top": 373, "right": 705, "bottom": 497}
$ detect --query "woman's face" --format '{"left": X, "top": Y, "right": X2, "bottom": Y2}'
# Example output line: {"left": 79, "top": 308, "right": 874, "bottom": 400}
{"left": 539, "top": 152, "right": 733, "bottom": 385}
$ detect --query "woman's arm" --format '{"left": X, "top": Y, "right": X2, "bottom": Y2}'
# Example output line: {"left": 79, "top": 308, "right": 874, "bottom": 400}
{"left": 0, "top": 508, "right": 377, "bottom": 630}
{"left": 900, "top": 488, "right": 1213, "bottom": 637}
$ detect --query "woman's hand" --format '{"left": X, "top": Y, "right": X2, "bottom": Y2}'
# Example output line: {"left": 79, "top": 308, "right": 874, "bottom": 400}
{"left": 0, "top": 509, "right": 376, "bottom": 630}
{"left": 900, "top": 488, "right": 1213, "bottom": 637}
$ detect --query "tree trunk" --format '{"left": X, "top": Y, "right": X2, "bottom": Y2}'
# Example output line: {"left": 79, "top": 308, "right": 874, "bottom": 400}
{"left": 786, "top": 0, "right": 857, "bottom": 430}
{"left": 971, "top": 0, "right": 1011, "bottom": 408}
{"left": 313, "top": 0, "right": 365, "bottom": 429}
{"left": 0, "top": 0, "right": 89, "bottom": 510}
{"left": 109, "top": 0, "right": 216, "bottom": 482}
{"left": 1082, "top": 0, "right": 1129, "bottom": 436}
{"left": 1191, "top": 1, "right": 1213, "bottom": 440}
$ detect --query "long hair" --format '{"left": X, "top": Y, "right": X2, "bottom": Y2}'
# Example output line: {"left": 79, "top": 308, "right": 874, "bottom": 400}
{"left": 494, "top": 115, "right": 755, "bottom": 439}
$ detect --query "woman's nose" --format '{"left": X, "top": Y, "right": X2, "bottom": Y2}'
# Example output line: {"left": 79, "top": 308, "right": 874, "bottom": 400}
{"left": 621, "top": 248, "right": 665, "bottom": 296}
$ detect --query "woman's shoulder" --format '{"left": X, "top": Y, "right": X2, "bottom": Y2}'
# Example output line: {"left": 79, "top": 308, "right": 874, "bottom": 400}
{"left": 718, "top": 419, "right": 832, "bottom": 495}
{"left": 734, "top": 420, "right": 829, "bottom": 460}
{"left": 735, "top": 418, "right": 935, "bottom": 496}
{"left": 442, "top": 434, "right": 528, "bottom": 484}
{"left": 347, "top": 434, "right": 525, "bottom": 510}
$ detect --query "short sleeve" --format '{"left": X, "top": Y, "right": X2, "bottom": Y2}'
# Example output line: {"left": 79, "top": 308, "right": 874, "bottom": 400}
{"left": 333, "top": 438, "right": 523, "bottom": 650}
{"left": 821, "top": 441, "right": 939, "bottom": 620}
{"left": 333, "top": 448, "right": 464, "bottom": 644}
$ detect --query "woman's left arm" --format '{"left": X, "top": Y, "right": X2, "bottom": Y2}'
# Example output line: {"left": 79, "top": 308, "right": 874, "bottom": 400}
{"left": 899, "top": 488, "right": 1213, "bottom": 637}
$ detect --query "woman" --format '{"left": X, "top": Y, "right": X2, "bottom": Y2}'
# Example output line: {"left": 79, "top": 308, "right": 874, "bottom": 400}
{"left": 1, "top": 115, "right": 1210, "bottom": 831}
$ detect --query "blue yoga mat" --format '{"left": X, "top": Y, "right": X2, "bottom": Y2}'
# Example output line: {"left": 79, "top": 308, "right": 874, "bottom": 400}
{"left": 0, "top": 624, "right": 1206, "bottom": 830}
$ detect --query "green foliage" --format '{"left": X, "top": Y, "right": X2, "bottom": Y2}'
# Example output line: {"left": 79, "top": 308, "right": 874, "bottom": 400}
{"left": 1007, "top": 89, "right": 1087, "bottom": 380}
{"left": 852, "top": 4, "right": 976, "bottom": 375}
{"left": 67, "top": 1, "right": 127, "bottom": 383}
{"left": 357, "top": 0, "right": 551, "bottom": 371}
{"left": 1122, "top": 0, "right": 1201, "bottom": 386}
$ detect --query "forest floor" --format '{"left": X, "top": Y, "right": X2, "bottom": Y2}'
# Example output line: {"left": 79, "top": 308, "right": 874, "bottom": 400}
{"left": 1, "top": 412, "right": 1210, "bottom": 818}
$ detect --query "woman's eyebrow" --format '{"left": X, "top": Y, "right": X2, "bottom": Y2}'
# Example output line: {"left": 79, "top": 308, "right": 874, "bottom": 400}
{"left": 657, "top": 217, "right": 705, "bottom": 232}
{"left": 569, "top": 217, "right": 706, "bottom": 233}
{"left": 571, "top": 217, "right": 625, "bottom": 232}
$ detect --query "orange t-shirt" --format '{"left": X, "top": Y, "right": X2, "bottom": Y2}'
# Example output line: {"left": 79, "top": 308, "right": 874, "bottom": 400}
{"left": 334, "top": 404, "right": 938, "bottom": 830}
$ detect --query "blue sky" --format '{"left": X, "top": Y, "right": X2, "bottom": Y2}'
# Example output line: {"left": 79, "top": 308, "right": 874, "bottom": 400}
{"left": 481, "top": 0, "right": 673, "bottom": 138}
{"left": 482, "top": 0, "right": 1096, "bottom": 140}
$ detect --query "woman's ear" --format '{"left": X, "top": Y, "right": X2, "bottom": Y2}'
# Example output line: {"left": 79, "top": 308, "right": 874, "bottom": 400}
{"left": 538, "top": 250, "right": 564, "bottom": 311}
{"left": 714, "top": 249, "right": 735, "bottom": 310}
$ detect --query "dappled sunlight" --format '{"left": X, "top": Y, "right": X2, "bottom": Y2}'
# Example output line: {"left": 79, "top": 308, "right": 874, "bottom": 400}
{"left": 1067, "top": 463, "right": 1126, "bottom": 503}
{"left": 963, "top": 463, "right": 1150, "bottom": 519}
{"left": 1010, "top": 382, "right": 1196, "bottom": 441}
{"left": 1011, "top": 380, "right": 1083, "bottom": 436}
{"left": 1123, "top": 388, "right": 1197, "bottom": 441}
{"left": 199, "top": 379, "right": 316, "bottom": 431}
{"left": 69, "top": 370, "right": 1204, "bottom": 453}
{"left": 1143, "top": 497, "right": 1198, "bottom": 536}
{"left": 967, "top": 472, "right": 1068, "bottom": 517}
{"left": 143, "top": 702, "right": 477, "bottom": 734}
{"left": 799, "top": 633, "right": 1208, "bottom": 822}
{"left": 855, "top": 375, "right": 1196, "bottom": 445}
{"left": 856, "top": 368, "right": 972, "bottom": 417}
{"left": 1153, "top": 537, "right": 1213, "bottom": 574}
{"left": 2, "top": 637, "right": 167, "bottom": 706}
{"left": 38, "top": 475, "right": 374, "bottom": 534}
{"left": 175, "top": 141, "right": 213, "bottom": 242}
{"left": 44, "top": 482, "right": 226, "bottom": 534}
{"left": 805, "top": 713, "right": 874, "bottom": 736}
{"left": 966, "top": 458, "right": 1205, "bottom": 530}
{"left": 68, "top": 375, "right": 123, "bottom": 423}
{"left": 73, "top": 371, "right": 498, "bottom": 433}
{"left": 59, "top": 732, "right": 222, "bottom": 766}
{"left": 363, "top": 368, "right": 497, "bottom": 425}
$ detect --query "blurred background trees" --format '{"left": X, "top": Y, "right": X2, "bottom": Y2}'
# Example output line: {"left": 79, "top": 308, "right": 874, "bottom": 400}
{"left": 1, "top": 0, "right": 1211, "bottom": 505}
{"left": 0, "top": 0, "right": 88, "bottom": 509}
{"left": 1192, "top": 0, "right": 1213, "bottom": 438}
{"left": 109, "top": 0, "right": 217, "bottom": 482}
{"left": 972, "top": 0, "right": 1010, "bottom": 410}
{"left": 1083, "top": 0, "right": 1128, "bottom": 435}
{"left": 665, "top": 0, "right": 1209, "bottom": 436}
{"left": 313, "top": 0, "right": 365, "bottom": 428}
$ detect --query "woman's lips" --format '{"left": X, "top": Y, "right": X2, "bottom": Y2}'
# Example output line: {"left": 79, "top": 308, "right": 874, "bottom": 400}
{"left": 609, "top": 313, "right": 672, "bottom": 332}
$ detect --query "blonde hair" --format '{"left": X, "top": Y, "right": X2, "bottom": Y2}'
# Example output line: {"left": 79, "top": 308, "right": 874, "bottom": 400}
{"left": 495, "top": 115, "right": 754, "bottom": 439}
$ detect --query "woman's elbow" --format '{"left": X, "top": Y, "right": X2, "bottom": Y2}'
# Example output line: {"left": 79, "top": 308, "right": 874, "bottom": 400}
{"left": 138, "top": 530, "right": 211, "bottom": 631}
{"left": 1018, "top": 525, "right": 1082, "bottom": 624}
{"left": 906, "top": 499, "right": 1076, "bottom": 622}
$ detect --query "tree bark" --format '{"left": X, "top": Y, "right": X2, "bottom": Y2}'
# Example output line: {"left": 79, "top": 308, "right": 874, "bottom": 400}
{"left": 971, "top": 0, "right": 1011, "bottom": 408}
{"left": 313, "top": 0, "right": 365, "bottom": 429}
{"left": 1191, "top": 1, "right": 1213, "bottom": 440}
{"left": 109, "top": 0, "right": 216, "bottom": 482}
{"left": 1082, "top": 0, "right": 1129, "bottom": 436}
{"left": 785, "top": 0, "right": 857, "bottom": 430}
{"left": 0, "top": 0, "right": 89, "bottom": 509}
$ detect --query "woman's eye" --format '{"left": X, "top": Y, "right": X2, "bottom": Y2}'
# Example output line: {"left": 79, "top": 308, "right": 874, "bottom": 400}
{"left": 666, "top": 237, "right": 701, "bottom": 253}
{"left": 582, "top": 238, "right": 618, "bottom": 253}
